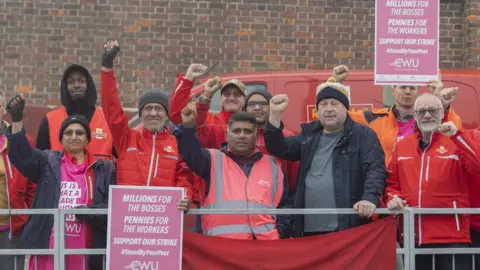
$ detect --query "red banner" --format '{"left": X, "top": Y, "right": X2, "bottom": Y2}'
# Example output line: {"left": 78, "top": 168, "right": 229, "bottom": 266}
{"left": 183, "top": 217, "right": 397, "bottom": 270}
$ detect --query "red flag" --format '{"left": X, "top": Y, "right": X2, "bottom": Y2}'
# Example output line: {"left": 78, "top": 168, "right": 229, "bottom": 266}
{"left": 182, "top": 217, "right": 397, "bottom": 270}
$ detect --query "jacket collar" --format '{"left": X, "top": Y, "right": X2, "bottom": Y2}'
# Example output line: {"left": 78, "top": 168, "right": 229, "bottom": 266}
{"left": 391, "top": 105, "right": 414, "bottom": 122}
{"left": 141, "top": 125, "right": 171, "bottom": 140}
{"left": 62, "top": 148, "right": 97, "bottom": 167}
{"left": 300, "top": 114, "right": 354, "bottom": 136}
{"left": 220, "top": 143, "right": 263, "bottom": 160}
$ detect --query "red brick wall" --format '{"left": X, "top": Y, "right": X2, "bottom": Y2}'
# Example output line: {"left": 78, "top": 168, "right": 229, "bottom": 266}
{"left": 0, "top": 0, "right": 477, "bottom": 107}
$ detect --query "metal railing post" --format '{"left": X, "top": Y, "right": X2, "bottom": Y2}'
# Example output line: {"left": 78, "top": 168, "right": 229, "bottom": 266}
{"left": 403, "top": 210, "right": 411, "bottom": 270}
{"left": 53, "top": 210, "right": 60, "bottom": 270}
{"left": 59, "top": 209, "right": 66, "bottom": 270}
{"left": 406, "top": 208, "right": 416, "bottom": 270}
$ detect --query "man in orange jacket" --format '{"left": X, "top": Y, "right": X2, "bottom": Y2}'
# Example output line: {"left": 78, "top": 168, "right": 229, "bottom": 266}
{"left": 386, "top": 93, "right": 480, "bottom": 270}
{"left": 100, "top": 41, "right": 193, "bottom": 203}
{"left": 36, "top": 64, "right": 114, "bottom": 160}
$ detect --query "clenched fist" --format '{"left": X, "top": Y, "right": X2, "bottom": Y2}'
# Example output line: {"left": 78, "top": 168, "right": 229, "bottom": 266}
{"left": 102, "top": 40, "right": 120, "bottom": 68}
{"left": 185, "top": 64, "right": 208, "bottom": 81}
{"left": 426, "top": 79, "right": 444, "bottom": 94}
{"left": 438, "top": 121, "right": 458, "bottom": 137}
{"left": 6, "top": 94, "right": 25, "bottom": 122}
{"left": 332, "top": 65, "right": 349, "bottom": 83}
{"left": 204, "top": 76, "right": 222, "bottom": 99}
{"left": 181, "top": 100, "right": 197, "bottom": 128}
{"left": 270, "top": 94, "right": 289, "bottom": 115}
{"left": 438, "top": 87, "right": 457, "bottom": 108}
{"left": 268, "top": 94, "right": 288, "bottom": 128}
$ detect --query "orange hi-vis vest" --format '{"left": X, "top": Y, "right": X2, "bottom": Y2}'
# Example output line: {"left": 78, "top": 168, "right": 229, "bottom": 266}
{"left": 47, "top": 106, "right": 113, "bottom": 160}
{"left": 201, "top": 149, "right": 284, "bottom": 240}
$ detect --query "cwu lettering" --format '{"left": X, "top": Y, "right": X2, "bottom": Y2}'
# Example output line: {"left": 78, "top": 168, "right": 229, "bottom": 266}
{"left": 124, "top": 260, "right": 159, "bottom": 270}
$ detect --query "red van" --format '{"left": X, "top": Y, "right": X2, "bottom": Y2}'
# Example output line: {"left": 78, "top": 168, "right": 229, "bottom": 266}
{"left": 189, "top": 69, "right": 480, "bottom": 132}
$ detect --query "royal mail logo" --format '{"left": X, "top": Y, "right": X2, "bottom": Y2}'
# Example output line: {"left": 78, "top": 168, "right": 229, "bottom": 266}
{"left": 258, "top": 180, "right": 271, "bottom": 187}
{"left": 123, "top": 260, "right": 159, "bottom": 270}
{"left": 436, "top": 146, "right": 447, "bottom": 154}
{"left": 92, "top": 128, "right": 107, "bottom": 139}
{"left": 164, "top": 146, "right": 173, "bottom": 153}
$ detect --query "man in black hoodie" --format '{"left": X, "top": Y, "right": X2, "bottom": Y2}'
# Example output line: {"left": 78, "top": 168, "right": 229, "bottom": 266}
{"left": 36, "top": 64, "right": 115, "bottom": 159}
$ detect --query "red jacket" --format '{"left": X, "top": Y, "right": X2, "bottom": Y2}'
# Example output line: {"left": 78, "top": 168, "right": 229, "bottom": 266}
{"left": 100, "top": 70, "right": 193, "bottom": 199}
{"left": 386, "top": 129, "right": 480, "bottom": 245}
{"left": 2, "top": 130, "right": 36, "bottom": 237}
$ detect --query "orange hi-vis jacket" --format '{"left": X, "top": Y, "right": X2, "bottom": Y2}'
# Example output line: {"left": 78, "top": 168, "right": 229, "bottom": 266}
{"left": 201, "top": 149, "right": 284, "bottom": 240}
{"left": 47, "top": 106, "right": 113, "bottom": 160}
{"left": 386, "top": 129, "right": 480, "bottom": 245}
{"left": 349, "top": 107, "right": 462, "bottom": 166}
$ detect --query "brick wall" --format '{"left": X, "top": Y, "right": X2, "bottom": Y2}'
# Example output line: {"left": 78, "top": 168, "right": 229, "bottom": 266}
{"left": 0, "top": 0, "right": 477, "bottom": 107}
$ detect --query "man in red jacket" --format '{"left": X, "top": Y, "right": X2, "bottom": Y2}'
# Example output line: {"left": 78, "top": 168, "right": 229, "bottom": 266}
{"left": 386, "top": 93, "right": 480, "bottom": 270}
{"left": 0, "top": 91, "right": 35, "bottom": 270}
{"left": 100, "top": 41, "right": 193, "bottom": 203}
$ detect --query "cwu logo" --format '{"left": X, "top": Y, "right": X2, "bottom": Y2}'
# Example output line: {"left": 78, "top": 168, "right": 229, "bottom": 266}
{"left": 123, "top": 261, "right": 159, "bottom": 270}
{"left": 389, "top": 58, "right": 420, "bottom": 69}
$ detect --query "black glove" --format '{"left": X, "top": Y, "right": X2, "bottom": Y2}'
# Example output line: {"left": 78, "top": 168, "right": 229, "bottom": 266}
{"left": 101, "top": 42, "right": 120, "bottom": 68}
{"left": 6, "top": 94, "right": 25, "bottom": 122}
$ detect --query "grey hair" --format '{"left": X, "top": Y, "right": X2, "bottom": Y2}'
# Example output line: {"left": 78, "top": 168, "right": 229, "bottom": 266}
{"left": 413, "top": 92, "right": 442, "bottom": 110}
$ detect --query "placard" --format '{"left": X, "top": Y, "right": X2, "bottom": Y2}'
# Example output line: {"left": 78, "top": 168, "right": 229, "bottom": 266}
{"left": 375, "top": 0, "right": 439, "bottom": 85}
{"left": 106, "top": 186, "right": 185, "bottom": 270}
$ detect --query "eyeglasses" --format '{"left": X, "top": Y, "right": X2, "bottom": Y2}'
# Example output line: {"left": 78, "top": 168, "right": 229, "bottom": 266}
{"left": 222, "top": 91, "right": 244, "bottom": 98}
{"left": 246, "top": 101, "right": 268, "bottom": 108}
{"left": 63, "top": 129, "right": 86, "bottom": 136}
{"left": 415, "top": 108, "right": 442, "bottom": 117}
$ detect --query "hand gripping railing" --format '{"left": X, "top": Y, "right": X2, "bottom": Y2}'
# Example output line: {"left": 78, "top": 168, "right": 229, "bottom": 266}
{"left": 0, "top": 208, "right": 478, "bottom": 270}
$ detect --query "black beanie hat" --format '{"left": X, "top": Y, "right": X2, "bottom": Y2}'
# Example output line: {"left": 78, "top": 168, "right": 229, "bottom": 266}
{"left": 315, "top": 82, "right": 350, "bottom": 110}
{"left": 246, "top": 88, "right": 273, "bottom": 103}
{"left": 138, "top": 89, "right": 169, "bottom": 116}
{"left": 59, "top": 115, "right": 91, "bottom": 143}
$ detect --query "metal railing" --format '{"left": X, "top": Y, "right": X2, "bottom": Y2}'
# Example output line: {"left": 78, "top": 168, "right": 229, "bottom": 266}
{"left": 1, "top": 208, "right": 480, "bottom": 270}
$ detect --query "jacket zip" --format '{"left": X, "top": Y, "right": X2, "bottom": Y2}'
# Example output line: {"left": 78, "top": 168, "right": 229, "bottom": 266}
{"left": 146, "top": 133, "right": 157, "bottom": 186}
{"left": 154, "top": 154, "right": 160, "bottom": 178}
{"left": 83, "top": 161, "right": 97, "bottom": 204}
{"left": 243, "top": 164, "right": 256, "bottom": 239}
{"left": 417, "top": 136, "right": 432, "bottom": 246}
{"left": 453, "top": 201, "right": 460, "bottom": 231}
{"left": 425, "top": 157, "right": 430, "bottom": 182}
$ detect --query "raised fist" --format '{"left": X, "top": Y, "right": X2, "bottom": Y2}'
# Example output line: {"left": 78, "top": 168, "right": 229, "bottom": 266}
{"left": 426, "top": 79, "right": 444, "bottom": 94}
{"left": 438, "top": 87, "right": 457, "bottom": 108}
{"left": 269, "top": 94, "right": 289, "bottom": 116}
{"left": 102, "top": 40, "right": 120, "bottom": 68}
{"left": 181, "top": 100, "right": 197, "bottom": 128}
{"left": 438, "top": 121, "right": 458, "bottom": 137}
{"left": 204, "top": 77, "right": 222, "bottom": 99}
{"left": 185, "top": 64, "right": 208, "bottom": 81}
{"left": 6, "top": 94, "right": 25, "bottom": 122}
{"left": 332, "top": 65, "right": 349, "bottom": 83}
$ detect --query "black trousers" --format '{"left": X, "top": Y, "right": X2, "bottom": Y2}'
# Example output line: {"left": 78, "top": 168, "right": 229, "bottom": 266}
{"left": 416, "top": 243, "right": 472, "bottom": 270}
{"left": 471, "top": 230, "right": 480, "bottom": 270}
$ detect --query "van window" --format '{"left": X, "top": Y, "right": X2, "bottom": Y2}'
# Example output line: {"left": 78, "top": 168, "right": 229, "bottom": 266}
{"left": 209, "top": 83, "right": 268, "bottom": 113}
